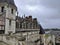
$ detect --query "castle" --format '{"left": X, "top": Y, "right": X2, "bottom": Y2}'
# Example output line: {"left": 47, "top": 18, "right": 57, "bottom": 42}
{"left": 0, "top": 0, "right": 56, "bottom": 45}
{"left": 0, "top": 0, "right": 45, "bottom": 45}
{"left": 0, "top": 0, "right": 40, "bottom": 34}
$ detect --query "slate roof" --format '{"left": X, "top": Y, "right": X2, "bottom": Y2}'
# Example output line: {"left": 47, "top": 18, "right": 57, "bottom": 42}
{"left": 0, "top": 0, "right": 17, "bottom": 8}
{"left": 39, "top": 24, "right": 45, "bottom": 34}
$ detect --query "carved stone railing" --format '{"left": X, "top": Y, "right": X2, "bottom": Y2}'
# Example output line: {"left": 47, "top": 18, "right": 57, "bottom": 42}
{"left": 16, "top": 28, "right": 40, "bottom": 32}
{"left": 0, "top": 34, "right": 26, "bottom": 45}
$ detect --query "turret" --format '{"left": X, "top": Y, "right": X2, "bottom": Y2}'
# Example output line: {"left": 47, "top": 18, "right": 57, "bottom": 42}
{"left": 0, "top": 0, "right": 17, "bottom": 34}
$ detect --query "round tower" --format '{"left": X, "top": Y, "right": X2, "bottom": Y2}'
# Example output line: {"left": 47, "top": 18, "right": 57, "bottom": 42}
{"left": 0, "top": 0, "right": 17, "bottom": 34}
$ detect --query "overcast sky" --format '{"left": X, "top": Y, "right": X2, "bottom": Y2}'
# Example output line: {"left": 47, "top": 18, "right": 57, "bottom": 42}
{"left": 14, "top": 0, "right": 60, "bottom": 29}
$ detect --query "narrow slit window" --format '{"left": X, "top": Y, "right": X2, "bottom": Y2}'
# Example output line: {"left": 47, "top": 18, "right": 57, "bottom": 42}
{"left": 9, "top": 20, "right": 11, "bottom": 26}
{"left": 1, "top": 6, "right": 4, "bottom": 12}
{"left": 11, "top": 9, "right": 13, "bottom": 14}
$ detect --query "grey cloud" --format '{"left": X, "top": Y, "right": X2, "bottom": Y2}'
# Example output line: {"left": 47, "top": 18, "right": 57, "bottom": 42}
{"left": 14, "top": 0, "right": 60, "bottom": 29}
{"left": 40, "top": 0, "right": 60, "bottom": 9}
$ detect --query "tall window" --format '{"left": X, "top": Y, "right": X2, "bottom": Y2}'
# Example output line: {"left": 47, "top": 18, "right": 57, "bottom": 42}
{"left": 20, "top": 23, "right": 22, "bottom": 28}
{"left": 16, "top": 22, "right": 19, "bottom": 28}
{"left": 1, "top": 6, "right": 4, "bottom": 12}
{"left": 9, "top": 20, "right": 11, "bottom": 26}
{"left": 11, "top": 9, "right": 13, "bottom": 14}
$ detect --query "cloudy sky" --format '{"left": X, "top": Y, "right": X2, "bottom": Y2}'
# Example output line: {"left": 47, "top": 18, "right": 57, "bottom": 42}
{"left": 14, "top": 0, "right": 60, "bottom": 29}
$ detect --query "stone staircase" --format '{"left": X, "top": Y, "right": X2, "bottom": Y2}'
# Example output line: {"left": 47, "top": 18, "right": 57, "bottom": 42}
{"left": 0, "top": 41, "right": 9, "bottom": 45}
{"left": 27, "top": 34, "right": 39, "bottom": 41}
{"left": 45, "top": 36, "right": 51, "bottom": 45}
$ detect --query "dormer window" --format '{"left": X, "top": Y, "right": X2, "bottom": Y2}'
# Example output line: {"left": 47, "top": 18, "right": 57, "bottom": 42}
{"left": 11, "top": 9, "right": 13, "bottom": 14}
{"left": 1, "top": 6, "right": 4, "bottom": 12}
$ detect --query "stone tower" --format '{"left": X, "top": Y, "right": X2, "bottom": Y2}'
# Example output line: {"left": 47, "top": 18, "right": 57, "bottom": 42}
{"left": 0, "top": 0, "right": 17, "bottom": 34}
